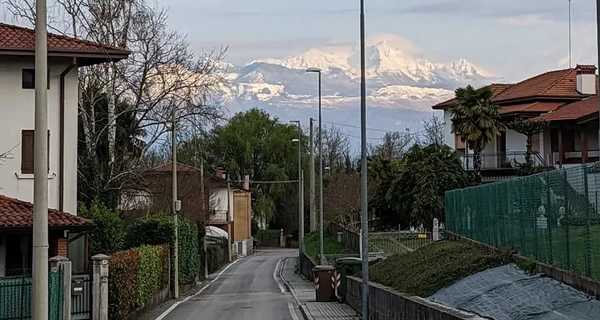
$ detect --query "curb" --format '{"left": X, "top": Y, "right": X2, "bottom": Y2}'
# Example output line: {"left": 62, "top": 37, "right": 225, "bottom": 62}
{"left": 277, "top": 257, "right": 314, "bottom": 320}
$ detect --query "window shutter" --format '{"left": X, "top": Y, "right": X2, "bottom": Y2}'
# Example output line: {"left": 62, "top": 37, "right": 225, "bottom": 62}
{"left": 21, "top": 130, "right": 34, "bottom": 174}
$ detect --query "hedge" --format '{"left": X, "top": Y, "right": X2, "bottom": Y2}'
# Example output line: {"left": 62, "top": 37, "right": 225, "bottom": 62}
{"left": 127, "top": 214, "right": 198, "bottom": 286}
{"left": 79, "top": 201, "right": 126, "bottom": 257}
{"left": 108, "top": 245, "right": 169, "bottom": 320}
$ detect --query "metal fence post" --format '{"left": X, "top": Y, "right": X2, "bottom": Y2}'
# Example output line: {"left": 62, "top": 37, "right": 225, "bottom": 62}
{"left": 49, "top": 256, "right": 71, "bottom": 320}
{"left": 562, "top": 170, "right": 571, "bottom": 269}
{"left": 584, "top": 166, "right": 592, "bottom": 277}
{"left": 92, "top": 254, "right": 109, "bottom": 320}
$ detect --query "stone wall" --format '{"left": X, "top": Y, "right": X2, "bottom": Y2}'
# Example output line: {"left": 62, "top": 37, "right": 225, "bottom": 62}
{"left": 346, "top": 276, "right": 481, "bottom": 320}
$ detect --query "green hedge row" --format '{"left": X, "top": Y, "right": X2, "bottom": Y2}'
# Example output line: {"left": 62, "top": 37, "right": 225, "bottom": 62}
{"left": 108, "top": 245, "right": 169, "bottom": 320}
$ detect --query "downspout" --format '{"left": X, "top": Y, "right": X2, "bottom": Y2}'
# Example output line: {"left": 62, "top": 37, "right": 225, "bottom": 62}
{"left": 59, "top": 58, "right": 78, "bottom": 212}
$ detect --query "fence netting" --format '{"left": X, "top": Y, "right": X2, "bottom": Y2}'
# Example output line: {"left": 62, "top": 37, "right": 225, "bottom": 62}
{"left": 446, "top": 162, "right": 600, "bottom": 280}
{"left": 0, "top": 270, "right": 64, "bottom": 320}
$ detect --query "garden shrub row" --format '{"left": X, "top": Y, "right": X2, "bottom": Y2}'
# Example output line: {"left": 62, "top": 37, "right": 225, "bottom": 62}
{"left": 108, "top": 245, "right": 169, "bottom": 320}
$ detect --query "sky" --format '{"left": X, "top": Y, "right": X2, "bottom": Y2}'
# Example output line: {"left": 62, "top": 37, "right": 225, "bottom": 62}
{"left": 162, "top": 0, "right": 599, "bottom": 82}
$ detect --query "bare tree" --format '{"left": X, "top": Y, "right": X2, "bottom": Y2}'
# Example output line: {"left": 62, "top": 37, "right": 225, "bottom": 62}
{"left": 4, "top": 0, "right": 227, "bottom": 206}
{"left": 370, "top": 131, "right": 414, "bottom": 159}
{"left": 419, "top": 114, "right": 445, "bottom": 146}
{"left": 317, "top": 125, "right": 351, "bottom": 173}
{"left": 323, "top": 173, "right": 375, "bottom": 232}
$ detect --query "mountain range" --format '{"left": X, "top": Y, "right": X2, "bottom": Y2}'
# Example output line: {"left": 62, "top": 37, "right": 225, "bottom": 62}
{"left": 217, "top": 37, "right": 497, "bottom": 114}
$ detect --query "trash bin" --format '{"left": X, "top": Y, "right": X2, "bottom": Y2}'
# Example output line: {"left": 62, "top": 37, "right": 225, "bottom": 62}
{"left": 335, "top": 257, "right": 363, "bottom": 302}
{"left": 312, "top": 265, "right": 336, "bottom": 302}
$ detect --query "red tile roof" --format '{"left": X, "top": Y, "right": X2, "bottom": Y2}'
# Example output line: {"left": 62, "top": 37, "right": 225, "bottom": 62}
{"left": 500, "top": 101, "right": 566, "bottom": 115}
{"left": 0, "top": 23, "right": 129, "bottom": 57}
{"left": 151, "top": 162, "right": 202, "bottom": 172}
{"left": 0, "top": 195, "right": 93, "bottom": 229}
{"left": 536, "top": 97, "right": 599, "bottom": 122}
{"left": 432, "top": 83, "right": 513, "bottom": 109}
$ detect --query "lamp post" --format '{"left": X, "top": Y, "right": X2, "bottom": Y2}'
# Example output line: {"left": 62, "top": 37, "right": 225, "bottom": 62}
{"left": 305, "top": 67, "right": 324, "bottom": 264}
{"left": 291, "top": 121, "right": 304, "bottom": 260}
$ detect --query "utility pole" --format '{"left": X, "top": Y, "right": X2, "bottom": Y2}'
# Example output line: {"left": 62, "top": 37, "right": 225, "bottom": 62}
{"left": 359, "top": 0, "right": 370, "bottom": 319}
{"left": 309, "top": 118, "right": 316, "bottom": 232}
{"left": 172, "top": 108, "right": 179, "bottom": 299}
{"left": 201, "top": 157, "right": 208, "bottom": 280}
{"left": 32, "top": 0, "right": 49, "bottom": 318}
{"left": 227, "top": 175, "right": 232, "bottom": 262}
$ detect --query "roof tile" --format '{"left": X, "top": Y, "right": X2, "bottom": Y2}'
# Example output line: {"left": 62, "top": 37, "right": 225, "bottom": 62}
{"left": 536, "top": 97, "right": 599, "bottom": 122}
{"left": 0, "top": 194, "right": 93, "bottom": 229}
{"left": 0, "top": 23, "right": 128, "bottom": 55}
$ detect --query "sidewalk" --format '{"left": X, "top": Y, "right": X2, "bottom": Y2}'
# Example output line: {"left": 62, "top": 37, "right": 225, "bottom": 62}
{"left": 279, "top": 257, "right": 360, "bottom": 320}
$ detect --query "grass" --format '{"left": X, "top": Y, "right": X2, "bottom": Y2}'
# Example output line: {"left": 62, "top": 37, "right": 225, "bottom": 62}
{"left": 369, "top": 240, "right": 513, "bottom": 297}
{"left": 303, "top": 230, "right": 351, "bottom": 260}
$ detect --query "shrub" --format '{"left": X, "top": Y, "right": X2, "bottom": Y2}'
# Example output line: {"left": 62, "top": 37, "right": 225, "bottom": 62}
{"left": 206, "top": 243, "right": 227, "bottom": 273}
{"left": 134, "top": 245, "right": 169, "bottom": 308}
{"left": 177, "top": 219, "right": 198, "bottom": 285}
{"left": 127, "top": 214, "right": 174, "bottom": 248}
{"left": 79, "top": 201, "right": 126, "bottom": 257}
{"left": 108, "top": 250, "right": 139, "bottom": 320}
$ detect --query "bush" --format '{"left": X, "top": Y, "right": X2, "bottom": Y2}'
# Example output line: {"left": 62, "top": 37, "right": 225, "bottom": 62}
{"left": 206, "top": 243, "right": 227, "bottom": 273}
{"left": 108, "top": 250, "right": 139, "bottom": 320}
{"left": 134, "top": 245, "right": 169, "bottom": 308}
{"left": 127, "top": 214, "right": 174, "bottom": 248}
{"left": 79, "top": 201, "right": 126, "bottom": 257}
{"left": 177, "top": 220, "right": 198, "bottom": 285}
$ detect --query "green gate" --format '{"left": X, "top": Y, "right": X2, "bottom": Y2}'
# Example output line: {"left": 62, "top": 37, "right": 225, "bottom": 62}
{"left": 0, "top": 270, "right": 64, "bottom": 320}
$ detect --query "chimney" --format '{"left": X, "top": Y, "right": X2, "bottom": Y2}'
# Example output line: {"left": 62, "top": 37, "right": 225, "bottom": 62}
{"left": 575, "top": 65, "right": 596, "bottom": 95}
{"left": 215, "top": 168, "right": 226, "bottom": 179}
{"left": 244, "top": 175, "right": 250, "bottom": 190}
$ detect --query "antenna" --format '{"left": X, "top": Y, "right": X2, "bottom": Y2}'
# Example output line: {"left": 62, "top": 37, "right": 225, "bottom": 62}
{"left": 568, "top": 0, "right": 572, "bottom": 68}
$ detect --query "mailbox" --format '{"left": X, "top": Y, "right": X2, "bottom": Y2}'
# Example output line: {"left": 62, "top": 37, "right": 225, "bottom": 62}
{"left": 72, "top": 279, "right": 84, "bottom": 295}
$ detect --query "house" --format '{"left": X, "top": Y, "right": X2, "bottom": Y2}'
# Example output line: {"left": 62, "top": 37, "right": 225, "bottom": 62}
{"left": 0, "top": 23, "right": 129, "bottom": 273}
{"left": 433, "top": 64, "right": 599, "bottom": 181}
{"left": 123, "top": 163, "right": 253, "bottom": 257}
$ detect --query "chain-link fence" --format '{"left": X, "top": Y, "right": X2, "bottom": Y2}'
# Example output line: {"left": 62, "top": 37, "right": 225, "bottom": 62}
{"left": 0, "top": 269, "right": 64, "bottom": 320}
{"left": 446, "top": 162, "right": 600, "bottom": 280}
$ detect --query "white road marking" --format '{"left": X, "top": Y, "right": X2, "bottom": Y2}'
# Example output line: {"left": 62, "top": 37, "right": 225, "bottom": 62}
{"left": 288, "top": 302, "right": 300, "bottom": 320}
{"left": 155, "top": 259, "right": 240, "bottom": 320}
{"left": 273, "top": 258, "right": 286, "bottom": 293}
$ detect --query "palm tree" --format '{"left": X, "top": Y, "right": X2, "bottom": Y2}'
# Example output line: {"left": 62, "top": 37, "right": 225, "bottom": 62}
{"left": 450, "top": 85, "right": 503, "bottom": 182}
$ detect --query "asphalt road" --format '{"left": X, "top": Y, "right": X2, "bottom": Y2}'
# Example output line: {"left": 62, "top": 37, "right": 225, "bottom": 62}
{"left": 158, "top": 249, "right": 302, "bottom": 320}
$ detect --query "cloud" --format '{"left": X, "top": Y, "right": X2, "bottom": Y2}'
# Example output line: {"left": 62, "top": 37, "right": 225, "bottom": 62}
{"left": 497, "top": 14, "right": 551, "bottom": 27}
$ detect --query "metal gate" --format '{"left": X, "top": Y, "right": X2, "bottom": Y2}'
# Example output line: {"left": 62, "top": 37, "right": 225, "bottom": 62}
{"left": 71, "top": 273, "right": 92, "bottom": 320}
{"left": 369, "top": 231, "right": 433, "bottom": 256}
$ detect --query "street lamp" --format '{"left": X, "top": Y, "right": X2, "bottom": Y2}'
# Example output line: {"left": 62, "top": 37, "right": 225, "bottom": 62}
{"left": 305, "top": 67, "right": 324, "bottom": 264}
{"left": 291, "top": 122, "right": 303, "bottom": 262}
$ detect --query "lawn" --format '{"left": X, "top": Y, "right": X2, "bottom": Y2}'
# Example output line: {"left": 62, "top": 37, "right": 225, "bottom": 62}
{"left": 303, "top": 230, "right": 351, "bottom": 260}
{"left": 369, "top": 240, "right": 513, "bottom": 297}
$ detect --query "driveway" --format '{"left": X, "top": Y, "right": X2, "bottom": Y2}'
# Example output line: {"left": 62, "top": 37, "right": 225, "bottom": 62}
{"left": 156, "top": 249, "right": 302, "bottom": 320}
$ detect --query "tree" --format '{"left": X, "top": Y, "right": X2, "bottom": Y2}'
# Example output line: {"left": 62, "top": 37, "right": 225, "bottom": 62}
{"left": 5, "top": 0, "right": 227, "bottom": 208}
{"left": 386, "top": 144, "right": 474, "bottom": 229}
{"left": 507, "top": 118, "right": 548, "bottom": 165}
{"left": 368, "top": 156, "right": 403, "bottom": 230}
{"left": 182, "top": 109, "right": 307, "bottom": 227}
{"left": 316, "top": 125, "right": 351, "bottom": 174}
{"left": 450, "top": 85, "right": 504, "bottom": 182}
{"left": 323, "top": 173, "right": 374, "bottom": 232}
{"left": 420, "top": 115, "right": 445, "bottom": 146}
{"left": 369, "top": 131, "right": 414, "bottom": 159}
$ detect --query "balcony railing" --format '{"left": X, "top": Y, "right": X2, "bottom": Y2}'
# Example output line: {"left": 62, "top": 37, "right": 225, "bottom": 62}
{"left": 209, "top": 210, "right": 228, "bottom": 222}
{"left": 460, "top": 151, "right": 549, "bottom": 170}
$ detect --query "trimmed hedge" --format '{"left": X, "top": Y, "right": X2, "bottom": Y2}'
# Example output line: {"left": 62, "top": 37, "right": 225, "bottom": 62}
{"left": 206, "top": 243, "right": 228, "bottom": 274}
{"left": 108, "top": 245, "right": 169, "bottom": 320}
{"left": 108, "top": 250, "right": 140, "bottom": 320}
{"left": 79, "top": 201, "right": 126, "bottom": 257}
{"left": 127, "top": 214, "right": 198, "bottom": 286}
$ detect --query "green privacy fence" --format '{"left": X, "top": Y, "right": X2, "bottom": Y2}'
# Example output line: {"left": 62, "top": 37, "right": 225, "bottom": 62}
{"left": 0, "top": 270, "right": 64, "bottom": 320}
{"left": 446, "top": 162, "right": 600, "bottom": 280}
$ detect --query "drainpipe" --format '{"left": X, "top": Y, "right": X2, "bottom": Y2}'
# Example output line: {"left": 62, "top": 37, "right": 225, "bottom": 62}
{"left": 59, "top": 58, "right": 78, "bottom": 212}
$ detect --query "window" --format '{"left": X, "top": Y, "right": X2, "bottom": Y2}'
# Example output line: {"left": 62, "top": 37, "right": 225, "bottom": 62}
{"left": 21, "top": 130, "right": 50, "bottom": 174}
{"left": 22, "top": 69, "right": 50, "bottom": 89}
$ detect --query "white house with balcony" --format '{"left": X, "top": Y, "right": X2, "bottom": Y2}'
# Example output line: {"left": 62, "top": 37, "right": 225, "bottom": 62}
{"left": 433, "top": 65, "right": 599, "bottom": 181}
{"left": 0, "top": 22, "right": 129, "bottom": 274}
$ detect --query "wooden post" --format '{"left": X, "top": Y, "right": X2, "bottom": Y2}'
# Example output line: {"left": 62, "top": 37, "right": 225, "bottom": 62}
{"left": 582, "top": 130, "right": 589, "bottom": 164}
{"left": 558, "top": 128, "right": 564, "bottom": 168}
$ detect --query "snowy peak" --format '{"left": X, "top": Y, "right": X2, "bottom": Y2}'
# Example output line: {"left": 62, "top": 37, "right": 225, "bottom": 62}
{"left": 255, "top": 47, "right": 352, "bottom": 72}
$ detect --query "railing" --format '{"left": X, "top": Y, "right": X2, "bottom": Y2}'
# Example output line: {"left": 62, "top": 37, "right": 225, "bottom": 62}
{"left": 256, "top": 229, "right": 281, "bottom": 247}
{"left": 461, "top": 151, "right": 550, "bottom": 170}
{"left": 0, "top": 270, "right": 63, "bottom": 320}
{"left": 328, "top": 222, "right": 360, "bottom": 253}
{"left": 368, "top": 231, "right": 433, "bottom": 256}
{"left": 209, "top": 210, "right": 228, "bottom": 221}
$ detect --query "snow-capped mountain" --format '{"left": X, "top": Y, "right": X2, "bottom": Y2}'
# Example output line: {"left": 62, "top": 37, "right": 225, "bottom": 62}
{"left": 217, "top": 37, "right": 496, "bottom": 113}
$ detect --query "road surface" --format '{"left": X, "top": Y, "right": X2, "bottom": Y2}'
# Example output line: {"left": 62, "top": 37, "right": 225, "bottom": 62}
{"left": 157, "top": 249, "right": 302, "bottom": 320}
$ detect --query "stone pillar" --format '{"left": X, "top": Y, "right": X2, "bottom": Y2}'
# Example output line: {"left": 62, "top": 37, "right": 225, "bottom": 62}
{"left": 92, "top": 254, "right": 109, "bottom": 320}
{"left": 433, "top": 218, "right": 440, "bottom": 241}
{"left": 50, "top": 255, "right": 71, "bottom": 320}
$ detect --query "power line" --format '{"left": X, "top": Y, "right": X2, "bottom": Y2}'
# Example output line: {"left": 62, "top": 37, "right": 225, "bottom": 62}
{"left": 230, "top": 179, "right": 299, "bottom": 184}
